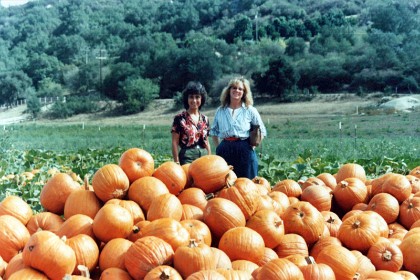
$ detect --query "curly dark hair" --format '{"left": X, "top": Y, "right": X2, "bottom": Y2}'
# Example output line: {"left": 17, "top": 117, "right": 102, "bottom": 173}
{"left": 182, "top": 81, "right": 207, "bottom": 110}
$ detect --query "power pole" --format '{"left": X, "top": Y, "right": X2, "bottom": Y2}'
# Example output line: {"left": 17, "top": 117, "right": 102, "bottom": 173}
{"left": 95, "top": 49, "right": 107, "bottom": 92}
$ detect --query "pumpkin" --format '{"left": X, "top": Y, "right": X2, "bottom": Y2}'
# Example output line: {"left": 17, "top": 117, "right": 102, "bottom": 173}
{"left": 316, "top": 172, "right": 337, "bottom": 191}
{"left": 252, "top": 176, "right": 272, "bottom": 194}
{"left": 409, "top": 166, "right": 420, "bottom": 178}
{"left": 202, "top": 197, "right": 246, "bottom": 239}
{"left": 300, "top": 184, "right": 332, "bottom": 212}
{"left": 127, "top": 176, "right": 169, "bottom": 212}
{"left": 399, "top": 197, "right": 420, "bottom": 229}
{"left": 91, "top": 164, "right": 130, "bottom": 203}
{"left": 381, "top": 173, "right": 412, "bottom": 203}
{"left": 0, "top": 215, "right": 30, "bottom": 262}
{"left": 216, "top": 268, "right": 253, "bottom": 279}
{"left": 310, "top": 236, "right": 342, "bottom": 260}
{"left": 407, "top": 175, "right": 420, "bottom": 194}
{"left": 141, "top": 218, "right": 190, "bottom": 251}
{"left": 67, "top": 234, "right": 99, "bottom": 275}
{"left": 399, "top": 231, "right": 420, "bottom": 275}
{"left": 255, "top": 258, "right": 304, "bottom": 280}
{"left": 299, "top": 256, "right": 336, "bottom": 280}
{"left": 39, "top": 172, "right": 81, "bottom": 214}
{"left": 395, "top": 270, "right": 419, "bottom": 280}
{"left": 299, "top": 177, "right": 326, "bottom": 191}
{"left": 174, "top": 239, "right": 216, "bottom": 278}
{"left": 7, "top": 267, "right": 49, "bottom": 280}
{"left": 320, "top": 211, "right": 342, "bottom": 237}
{"left": 366, "top": 270, "right": 404, "bottom": 280}
{"left": 0, "top": 255, "right": 6, "bottom": 278}
{"left": 144, "top": 265, "right": 183, "bottom": 280}
{"left": 217, "top": 177, "right": 260, "bottom": 220}
{"left": 282, "top": 201, "right": 324, "bottom": 246}
{"left": 99, "top": 267, "right": 133, "bottom": 280}
{"left": 231, "top": 260, "right": 259, "bottom": 275}
{"left": 335, "top": 163, "right": 366, "bottom": 183}
{"left": 271, "top": 179, "right": 302, "bottom": 198}
{"left": 273, "top": 233, "right": 308, "bottom": 258}
{"left": 315, "top": 244, "right": 359, "bottom": 280}
{"left": 177, "top": 187, "right": 214, "bottom": 211}
{"left": 64, "top": 176, "right": 102, "bottom": 220}
{"left": 152, "top": 161, "right": 187, "bottom": 195}
{"left": 99, "top": 237, "right": 133, "bottom": 271}
{"left": 26, "top": 211, "right": 64, "bottom": 235}
{"left": 118, "top": 147, "right": 155, "bottom": 183}
{"left": 56, "top": 214, "right": 95, "bottom": 240}
{"left": 245, "top": 209, "right": 284, "bottom": 249}
{"left": 366, "top": 237, "right": 403, "bottom": 272}
{"left": 256, "top": 247, "right": 278, "bottom": 267}
{"left": 100, "top": 267, "right": 133, "bottom": 280}
{"left": 0, "top": 195, "right": 33, "bottom": 225}
{"left": 181, "top": 163, "right": 194, "bottom": 189}
{"left": 105, "top": 198, "right": 145, "bottom": 223}
{"left": 388, "top": 222, "right": 408, "bottom": 241}
{"left": 4, "top": 253, "right": 26, "bottom": 280}
{"left": 127, "top": 220, "right": 151, "bottom": 242}
{"left": 92, "top": 203, "right": 134, "bottom": 243}
{"left": 218, "top": 226, "right": 265, "bottom": 264}
{"left": 147, "top": 193, "right": 183, "bottom": 221}
{"left": 210, "top": 247, "right": 232, "bottom": 269}
{"left": 188, "top": 155, "right": 233, "bottom": 194}
{"left": 185, "top": 269, "right": 226, "bottom": 280}
{"left": 337, "top": 211, "right": 383, "bottom": 253}
{"left": 181, "top": 204, "right": 203, "bottom": 221}
{"left": 180, "top": 219, "right": 212, "bottom": 246}
{"left": 333, "top": 177, "right": 368, "bottom": 212}
{"left": 268, "top": 190, "right": 290, "bottom": 216}
{"left": 124, "top": 236, "right": 174, "bottom": 280}
{"left": 22, "top": 230, "right": 76, "bottom": 280}
{"left": 366, "top": 193, "right": 400, "bottom": 224}
{"left": 351, "top": 250, "right": 376, "bottom": 280}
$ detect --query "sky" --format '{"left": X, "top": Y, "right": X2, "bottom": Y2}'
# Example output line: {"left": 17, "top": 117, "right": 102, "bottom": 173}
{"left": 1, "top": 0, "right": 31, "bottom": 7}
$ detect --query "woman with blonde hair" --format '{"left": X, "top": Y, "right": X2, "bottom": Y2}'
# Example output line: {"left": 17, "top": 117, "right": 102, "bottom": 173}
{"left": 210, "top": 76, "right": 267, "bottom": 179}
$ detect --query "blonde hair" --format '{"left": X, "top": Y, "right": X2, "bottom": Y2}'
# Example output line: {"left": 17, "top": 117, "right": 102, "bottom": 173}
{"left": 220, "top": 76, "right": 254, "bottom": 107}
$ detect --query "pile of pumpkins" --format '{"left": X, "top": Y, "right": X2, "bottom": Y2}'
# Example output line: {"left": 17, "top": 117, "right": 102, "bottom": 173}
{"left": 0, "top": 147, "right": 420, "bottom": 280}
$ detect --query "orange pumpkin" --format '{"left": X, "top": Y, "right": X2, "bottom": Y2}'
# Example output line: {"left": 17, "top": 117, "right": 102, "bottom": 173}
{"left": 185, "top": 269, "right": 226, "bottom": 280}
{"left": 91, "top": 164, "right": 130, "bottom": 203}
{"left": 0, "top": 215, "right": 30, "bottom": 262}
{"left": 211, "top": 247, "right": 232, "bottom": 269}
{"left": 271, "top": 179, "right": 302, "bottom": 198}
{"left": 366, "top": 193, "right": 400, "bottom": 224}
{"left": 366, "top": 237, "right": 403, "bottom": 272}
{"left": 0, "top": 195, "right": 33, "bottom": 225}
{"left": 56, "top": 214, "right": 95, "bottom": 240}
{"left": 273, "top": 233, "right": 308, "bottom": 258}
{"left": 124, "top": 236, "right": 174, "bottom": 280}
{"left": 381, "top": 173, "right": 412, "bottom": 203}
{"left": 321, "top": 211, "right": 342, "bottom": 237}
{"left": 316, "top": 172, "right": 337, "bottom": 191}
{"left": 180, "top": 219, "right": 212, "bottom": 246}
{"left": 255, "top": 258, "right": 304, "bottom": 280}
{"left": 39, "top": 172, "right": 81, "bottom": 214}
{"left": 152, "top": 161, "right": 187, "bottom": 195}
{"left": 202, "top": 197, "right": 246, "bottom": 239}
{"left": 316, "top": 244, "right": 359, "bottom": 280}
{"left": 335, "top": 162, "right": 366, "bottom": 183}
{"left": 174, "top": 240, "right": 216, "bottom": 278}
{"left": 26, "top": 211, "right": 64, "bottom": 235}
{"left": 246, "top": 209, "right": 284, "bottom": 249}
{"left": 144, "top": 265, "right": 182, "bottom": 280}
{"left": 141, "top": 218, "right": 190, "bottom": 251}
{"left": 105, "top": 198, "right": 145, "bottom": 223}
{"left": 7, "top": 267, "right": 49, "bottom": 280}
{"left": 4, "top": 253, "right": 26, "bottom": 280}
{"left": 181, "top": 204, "right": 203, "bottom": 221}
{"left": 22, "top": 230, "right": 76, "bottom": 280}
{"left": 399, "top": 197, "right": 420, "bottom": 229}
{"left": 299, "top": 256, "right": 336, "bottom": 280}
{"left": 100, "top": 267, "right": 133, "bottom": 280}
{"left": 67, "top": 234, "right": 99, "bottom": 275}
{"left": 127, "top": 176, "right": 169, "bottom": 212}
{"left": 352, "top": 250, "right": 376, "bottom": 279}
{"left": 118, "top": 147, "right": 155, "bottom": 183}
{"left": 177, "top": 187, "right": 214, "bottom": 211}
{"left": 188, "top": 155, "right": 233, "bottom": 194}
{"left": 300, "top": 184, "right": 332, "bottom": 212}
{"left": 99, "top": 237, "right": 133, "bottom": 271}
{"left": 333, "top": 177, "right": 368, "bottom": 212}
{"left": 147, "top": 193, "right": 183, "bottom": 221}
{"left": 92, "top": 203, "right": 134, "bottom": 243}
{"left": 399, "top": 231, "right": 420, "bottom": 275}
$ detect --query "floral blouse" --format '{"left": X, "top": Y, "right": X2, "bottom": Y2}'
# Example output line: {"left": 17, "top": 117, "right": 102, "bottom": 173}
{"left": 171, "top": 111, "right": 210, "bottom": 149}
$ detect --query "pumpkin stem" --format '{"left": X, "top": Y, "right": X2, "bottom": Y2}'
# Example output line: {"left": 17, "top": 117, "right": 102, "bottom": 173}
{"left": 159, "top": 271, "right": 170, "bottom": 280}
{"left": 78, "top": 265, "right": 91, "bottom": 277}
{"left": 353, "top": 273, "right": 361, "bottom": 280}
{"left": 132, "top": 225, "right": 140, "bottom": 234}
{"left": 83, "top": 174, "right": 90, "bottom": 190}
{"left": 326, "top": 216, "right": 336, "bottom": 224}
{"left": 382, "top": 250, "right": 392, "bottom": 261}
{"left": 352, "top": 220, "right": 361, "bottom": 229}
{"left": 305, "top": 256, "right": 316, "bottom": 264}
{"left": 188, "top": 239, "right": 198, "bottom": 247}
{"left": 205, "top": 193, "right": 215, "bottom": 201}
{"left": 340, "top": 181, "right": 349, "bottom": 188}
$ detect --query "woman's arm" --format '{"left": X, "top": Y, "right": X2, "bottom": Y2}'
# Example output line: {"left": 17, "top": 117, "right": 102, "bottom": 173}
{"left": 171, "top": 132, "right": 180, "bottom": 163}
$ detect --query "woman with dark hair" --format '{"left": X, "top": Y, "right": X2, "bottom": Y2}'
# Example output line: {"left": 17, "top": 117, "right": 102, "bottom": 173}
{"left": 210, "top": 76, "right": 267, "bottom": 179}
{"left": 171, "top": 81, "right": 211, "bottom": 165}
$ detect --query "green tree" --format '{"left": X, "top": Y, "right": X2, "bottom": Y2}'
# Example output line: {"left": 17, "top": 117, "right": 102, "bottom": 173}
{"left": 119, "top": 76, "right": 159, "bottom": 114}
{"left": 102, "top": 62, "right": 138, "bottom": 101}
{"left": 37, "top": 77, "right": 63, "bottom": 97}
{"left": 24, "top": 53, "right": 63, "bottom": 89}
{"left": 26, "top": 89, "right": 42, "bottom": 118}
{"left": 0, "top": 71, "right": 32, "bottom": 107}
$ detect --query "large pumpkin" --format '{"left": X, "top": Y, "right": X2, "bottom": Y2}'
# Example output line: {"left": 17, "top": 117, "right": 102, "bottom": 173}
{"left": 141, "top": 218, "right": 190, "bottom": 251}
{"left": 0, "top": 215, "right": 30, "bottom": 262}
{"left": 99, "top": 237, "right": 133, "bottom": 271}
{"left": 39, "top": 173, "right": 81, "bottom": 214}
{"left": 119, "top": 147, "right": 155, "bottom": 183}
{"left": 188, "top": 155, "right": 233, "bottom": 194}
{"left": 316, "top": 244, "right": 359, "bottom": 280}
{"left": 335, "top": 163, "right": 366, "bottom": 183}
{"left": 66, "top": 234, "right": 99, "bottom": 275}
{"left": 26, "top": 211, "right": 64, "bottom": 235}
{"left": 333, "top": 177, "right": 368, "bottom": 212}
{"left": 246, "top": 209, "right": 284, "bottom": 249}
{"left": 147, "top": 193, "right": 183, "bottom": 221}
{"left": 0, "top": 195, "right": 33, "bottom": 225}
{"left": 399, "top": 231, "right": 420, "bottom": 275}
{"left": 174, "top": 240, "right": 216, "bottom": 278}
{"left": 255, "top": 258, "right": 304, "bottom": 280}
{"left": 128, "top": 176, "right": 169, "bottom": 212}
{"left": 64, "top": 178, "right": 102, "bottom": 220}
{"left": 124, "top": 236, "right": 174, "bottom": 280}
{"left": 22, "top": 230, "right": 76, "bottom": 280}
{"left": 91, "top": 164, "right": 130, "bottom": 203}
{"left": 153, "top": 161, "right": 187, "bottom": 195}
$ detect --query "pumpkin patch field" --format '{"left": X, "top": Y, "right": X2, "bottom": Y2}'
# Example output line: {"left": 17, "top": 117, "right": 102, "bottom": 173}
{"left": 0, "top": 145, "right": 420, "bottom": 279}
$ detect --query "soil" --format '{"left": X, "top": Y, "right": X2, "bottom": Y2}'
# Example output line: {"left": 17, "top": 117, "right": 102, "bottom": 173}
{"left": 1, "top": 93, "right": 419, "bottom": 126}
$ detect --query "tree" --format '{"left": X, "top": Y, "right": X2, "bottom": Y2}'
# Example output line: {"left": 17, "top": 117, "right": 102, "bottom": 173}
{"left": 252, "top": 56, "right": 299, "bottom": 98}
{"left": 119, "top": 76, "right": 159, "bottom": 114}
{"left": 0, "top": 71, "right": 32, "bottom": 107}
{"left": 26, "top": 88, "right": 42, "bottom": 118}
{"left": 102, "top": 62, "right": 138, "bottom": 101}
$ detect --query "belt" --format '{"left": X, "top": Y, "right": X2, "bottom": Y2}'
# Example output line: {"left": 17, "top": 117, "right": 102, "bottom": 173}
{"left": 224, "top": 137, "right": 240, "bottom": 142}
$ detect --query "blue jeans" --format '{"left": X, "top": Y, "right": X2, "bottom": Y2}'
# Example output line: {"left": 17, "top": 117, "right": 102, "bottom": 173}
{"left": 216, "top": 139, "right": 258, "bottom": 179}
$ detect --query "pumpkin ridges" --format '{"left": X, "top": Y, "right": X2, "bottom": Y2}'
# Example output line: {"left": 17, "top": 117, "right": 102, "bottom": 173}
{"left": 0, "top": 195, "right": 33, "bottom": 225}
{"left": 0, "top": 215, "right": 31, "bottom": 262}
{"left": 91, "top": 164, "right": 130, "bottom": 203}
{"left": 118, "top": 148, "right": 155, "bottom": 183}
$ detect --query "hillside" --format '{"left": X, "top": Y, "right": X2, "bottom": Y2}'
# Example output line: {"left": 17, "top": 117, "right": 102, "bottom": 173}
{"left": 2, "top": 94, "right": 419, "bottom": 126}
